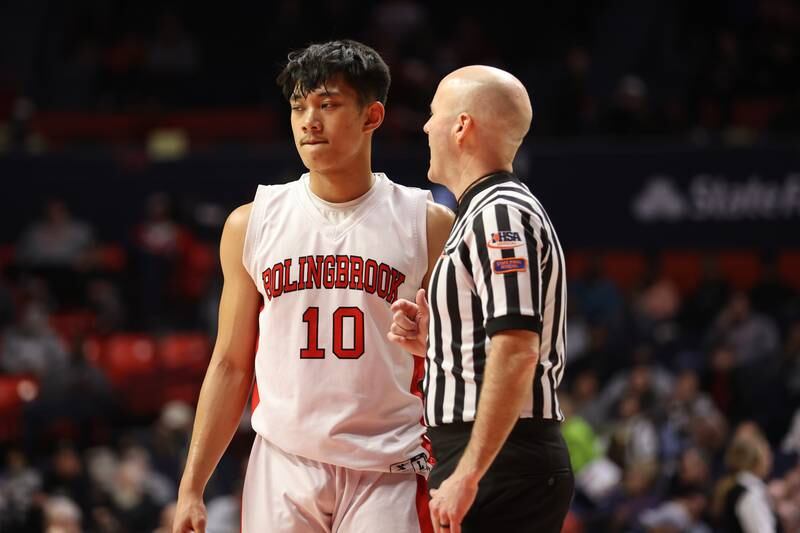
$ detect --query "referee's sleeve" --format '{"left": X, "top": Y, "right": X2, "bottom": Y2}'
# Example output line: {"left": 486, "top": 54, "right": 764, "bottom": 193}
{"left": 462, "top": 204, "right": 544, "bottom": 337}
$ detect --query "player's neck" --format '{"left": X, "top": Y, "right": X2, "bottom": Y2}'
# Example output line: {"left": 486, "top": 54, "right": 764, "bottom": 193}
{"left": 308, "top": 165, "right": 375, "bottom": 203}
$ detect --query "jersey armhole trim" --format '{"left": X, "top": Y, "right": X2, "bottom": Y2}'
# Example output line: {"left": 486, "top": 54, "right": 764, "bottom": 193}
{"left": 242, "top": 185, "right": 267, "bottom": 281}
{"left": 415, "top": 189, "right": 432, "bottom": 289}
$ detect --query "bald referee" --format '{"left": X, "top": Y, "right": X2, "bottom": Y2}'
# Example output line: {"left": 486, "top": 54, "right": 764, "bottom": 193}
{"left": 388, "top": 65, "right": 573, "bottom": 533}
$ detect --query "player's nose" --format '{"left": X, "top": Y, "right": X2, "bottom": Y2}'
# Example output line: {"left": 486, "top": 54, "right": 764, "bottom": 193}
{"left": 301, "top": 109, "right": 322, "bottom": 132}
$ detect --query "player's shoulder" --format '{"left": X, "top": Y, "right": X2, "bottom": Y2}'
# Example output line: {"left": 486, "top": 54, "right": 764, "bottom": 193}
{"left": 224, "top": 202, "right": 253, "bottom": 234}
{"left": 253, "top": 179, "right": 299, "bottom": 202}
{"left": 426, "top": 200, "right": 455, "bottom": 228}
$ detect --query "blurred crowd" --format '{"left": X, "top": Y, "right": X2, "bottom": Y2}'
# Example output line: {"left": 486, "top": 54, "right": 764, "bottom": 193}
{"left": 1, "top": 0, "right": 799, "bottom": 143}
{"left": 561, "top": 253, "right": 800, "bottom": 532}
{"left": 0, "top": 197, "right": 798, "bottom": 531}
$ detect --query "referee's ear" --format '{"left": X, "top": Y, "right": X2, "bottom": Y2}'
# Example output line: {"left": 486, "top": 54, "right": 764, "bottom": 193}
{"left": 454, "top": 112, "right": 473, "bottom": 145}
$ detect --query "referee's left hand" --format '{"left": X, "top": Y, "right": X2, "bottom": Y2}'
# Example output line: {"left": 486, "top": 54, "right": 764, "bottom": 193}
{"left": 429, "top": 471, "right": 479, "bottom": 533}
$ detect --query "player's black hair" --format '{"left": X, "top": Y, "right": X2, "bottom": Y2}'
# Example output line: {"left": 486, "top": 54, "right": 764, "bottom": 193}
{"left": 277, "top": 39, "right": 390, "bottom": 106}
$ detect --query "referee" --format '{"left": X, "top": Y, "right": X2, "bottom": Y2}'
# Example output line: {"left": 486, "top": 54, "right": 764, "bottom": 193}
{"left": 389, "top": 65, "right": 573, "bottom": 533}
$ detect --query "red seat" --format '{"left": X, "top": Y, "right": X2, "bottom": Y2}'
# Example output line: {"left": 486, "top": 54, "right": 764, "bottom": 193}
{"left": 565, "top": 250, "right": 590, "bottom": 282}
{"left": 601, "top": 251, "right": 646, "bottom": 291}
{"left": 158, "top": 333, "right": 210, "bottom": 405}
{"left": 158, "top": 333, "right": 211, "bottom": 375}
{"left": 89, "top": 334, "right": 161, "bottom": 415}
{"left": 660, "top": 251, "right": 702, "bottom": 295}
{"left": 732, "top": 99, "right": 784, "bottom": 131}
{"left": 29, "top": 111, "right": 152, "bottom": 146}
{"left": 103, "top": 334, "right": 158, "bottom": 386}
{"left": 159, "top": 109, "right": 279, "bottom": 145}
{"left": 94, "top": 244, "right": 127, "bottom": 271}
{"left": 718, "top": 250, "right": 761, "bottom": 291}
{"left": 0, "top": 376, "right": 39, "bottom": 442}
{"left": 778, "top": 251, "right": 800, "bottom": 291}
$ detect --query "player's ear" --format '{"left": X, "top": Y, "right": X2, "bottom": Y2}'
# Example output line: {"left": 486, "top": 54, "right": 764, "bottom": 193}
{"left": 362, "top": 101, "right": 384, "bottom": 133}
{"left": 454, "top": 113, "right": 472, "bottom": 145}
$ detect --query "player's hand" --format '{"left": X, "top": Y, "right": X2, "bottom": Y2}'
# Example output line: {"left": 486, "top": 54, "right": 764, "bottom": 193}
{"left": 387, "top": 288, "right": 429, "bottom": 357}
{"left": 429, "top": 471, "right": 479, "bottom": 533}
{"left": 172, "top": 492, "right": 207, "bottom": 533}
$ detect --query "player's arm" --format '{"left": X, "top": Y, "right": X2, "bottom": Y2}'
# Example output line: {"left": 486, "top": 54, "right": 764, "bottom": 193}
{"left": 422, "top": 200, "right": 454, "bottom": 288}
{"left": 174, "top": 203, "right": 260, "bottom": 533}
{"left": 388, "top": 201, "right": 454, "bottom": 356}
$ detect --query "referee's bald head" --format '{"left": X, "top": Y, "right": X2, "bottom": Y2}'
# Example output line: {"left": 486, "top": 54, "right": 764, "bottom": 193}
{"left": 440, "top": 65, "right": 532, "bottom": 155}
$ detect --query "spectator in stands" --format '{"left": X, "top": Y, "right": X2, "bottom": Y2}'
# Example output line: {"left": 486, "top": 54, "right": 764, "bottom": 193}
{"left": 708, "top": 292, "right": 780, "bottom": 367}
{"left": 665, "top": 369, "right": 724, "bottom": 447}
{"left": 632, "top": 277, "right": 684, "bottom": 368}
{"left": 17, "top": 199, "right": 94, "bottom": 270}
{"left": 667, "top": 447, "right": 713, "bottom": 498}
{"left": 606, "top": 392, "right": 660, "bottom": 469}
{"left": 0, "top": 300, "right": 68, "bottom": 378}
{"left": 0, "top": 448, "right": 43, "bottom": 531}
{"left": 712, "top": 423, "right": 781, "bottom": 532}
{"left": 131, "top": 192, "right": 192, "bottom": 330}
{"left": 42, "top": 443, "right": 93, "bottom": 527}
{"left": 639, "top": 489, "right": 712, "bottom": 533}
{"left": 22, "top": 335, "right": 115, "bottom": 453}
{"left": 16, "top": 199, "right": 95, "bottom": 307}
{"left": 44, "top": 495, "right": 83, "bottom": 533}
{"left": 86, "top": 278, "right": 126, "bottom": 334}
{"left": 597, "top": 74, "right": 657, "bottom": 138}
{"left": 705, "top": 342, "right": 753, "bottom": 423}
{"left": 682, "top": 254, "right": 732, "bottom": 338}
{"left": 750, "top": 255, "right": 798, "bottom": 328}
{"left": 97, "top": 452, "right": 161, "bottom": 533}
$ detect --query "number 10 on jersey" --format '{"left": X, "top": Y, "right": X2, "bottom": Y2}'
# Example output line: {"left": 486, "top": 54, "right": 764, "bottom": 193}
{"left": 300, "top": 307, "right": 365, "bottom": 359}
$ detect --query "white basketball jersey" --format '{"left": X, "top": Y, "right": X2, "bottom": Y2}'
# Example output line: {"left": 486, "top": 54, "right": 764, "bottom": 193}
{"left": 242, "top": 173, "right": 431, "bottom": 474}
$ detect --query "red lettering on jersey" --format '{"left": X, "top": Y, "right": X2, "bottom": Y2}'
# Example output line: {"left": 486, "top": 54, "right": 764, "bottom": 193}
{"left": 323, "top": 255, "right": 336, "bottom": 289}
{"left": 335, "top": 255, "right": 349, "bottom": 288}
{"left": 377, "top": 263, "right": 392, "bottom": 299}
{"left": 349, "top": 256, "right": 364, "bottom": 290}
{"left": 363, "top": 259, "right": 378, "bottom": 294}
{"left": 308, "top": 255, "right": 323, "bottom": 289}
{"left": 283, "top": 258, "right": 298, "bottom": 293}
{"left": 297, "top": 256, "right": 307, "bottom": 290}
{"left": 262, "top": 269, "right": 272, "bottom": 300}
{"left": 385, "top": 268, "right": 406, "bottom": 303}
{"left": 272, "top": 262, "right": 284, "bottom": 297}
{"left": 262, "top": 256, "right": 408, "bottom": 304}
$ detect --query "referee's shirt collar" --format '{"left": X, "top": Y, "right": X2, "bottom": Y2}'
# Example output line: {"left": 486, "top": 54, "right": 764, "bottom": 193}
{"left": 456, "top": 171, "right": 518, "bottom": 219}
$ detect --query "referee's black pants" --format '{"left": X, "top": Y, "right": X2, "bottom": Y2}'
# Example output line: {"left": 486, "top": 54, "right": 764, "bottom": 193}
{"left": 428, "top": 418, "right": 574, "bottom": 533}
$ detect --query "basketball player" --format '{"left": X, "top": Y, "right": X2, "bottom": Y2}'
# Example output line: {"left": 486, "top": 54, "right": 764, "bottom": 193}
{"left": 173, "top": 40, "right": 453, "bottom": 533}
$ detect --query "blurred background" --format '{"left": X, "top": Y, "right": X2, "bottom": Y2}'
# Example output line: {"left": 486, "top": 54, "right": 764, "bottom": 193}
{"left": 0, "top": 1, "right": 799, "bottom": 532}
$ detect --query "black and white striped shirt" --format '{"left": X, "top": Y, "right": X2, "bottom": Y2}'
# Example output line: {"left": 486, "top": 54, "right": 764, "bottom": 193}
{"left": 424, "top": 172, "right": 567, "bottom": 426}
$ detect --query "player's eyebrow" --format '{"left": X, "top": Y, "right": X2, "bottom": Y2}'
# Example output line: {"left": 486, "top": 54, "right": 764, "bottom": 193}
{"left": 314, "top": 88, "right": 342, "bottom": 97}
{"left": 291, "top": 88, "right": 343, "bottom": 101}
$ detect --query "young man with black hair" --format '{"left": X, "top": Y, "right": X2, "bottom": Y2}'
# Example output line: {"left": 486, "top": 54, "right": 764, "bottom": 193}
{"left": 174, "top": 40, "right": 453, "bottom": 533}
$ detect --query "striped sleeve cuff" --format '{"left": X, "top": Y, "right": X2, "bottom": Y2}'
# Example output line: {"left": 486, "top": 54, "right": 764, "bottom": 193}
{"left": 485, "top": 314, "right": 543, "bottom": 337}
